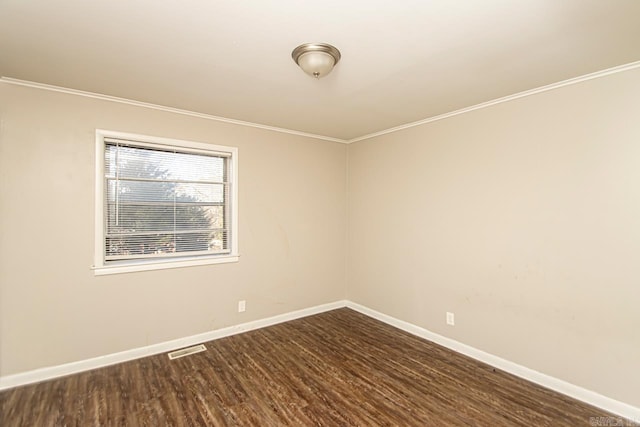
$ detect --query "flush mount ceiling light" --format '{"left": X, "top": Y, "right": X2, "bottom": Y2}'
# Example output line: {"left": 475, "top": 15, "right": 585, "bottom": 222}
{"left": 292, "top": 43, "right": 341, "bottom": 79}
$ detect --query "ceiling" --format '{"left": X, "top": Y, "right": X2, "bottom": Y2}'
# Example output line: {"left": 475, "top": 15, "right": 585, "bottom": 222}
{"left": 1, "top": 0, "right": 640, "bottom": 141}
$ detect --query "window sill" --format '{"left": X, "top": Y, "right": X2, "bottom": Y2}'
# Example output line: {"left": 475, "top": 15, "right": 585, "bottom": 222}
{"left": 92, "top": 254, "right": 239, "bottom": 276}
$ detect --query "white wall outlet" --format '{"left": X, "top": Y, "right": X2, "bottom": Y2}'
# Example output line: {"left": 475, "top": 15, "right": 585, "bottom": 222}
{"left": 446, "top": 312, "right": 455, "bottom": 326}
{"left": 238, "top": 300, "right": 246, "bottom": 313}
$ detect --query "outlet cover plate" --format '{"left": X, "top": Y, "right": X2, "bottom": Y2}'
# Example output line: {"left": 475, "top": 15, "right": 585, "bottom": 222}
{"left": 446, "top": 312, "right": 455, "bottom": 326}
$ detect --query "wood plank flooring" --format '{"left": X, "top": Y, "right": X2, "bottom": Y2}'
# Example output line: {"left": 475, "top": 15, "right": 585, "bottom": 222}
{"left": 0, "top": 308, "right": 629, "bottom": 426}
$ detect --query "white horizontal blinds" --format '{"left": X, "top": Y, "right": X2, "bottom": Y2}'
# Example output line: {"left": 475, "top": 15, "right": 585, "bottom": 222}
{"left": 104, "top": 138, "right": 231, "bottom": 261}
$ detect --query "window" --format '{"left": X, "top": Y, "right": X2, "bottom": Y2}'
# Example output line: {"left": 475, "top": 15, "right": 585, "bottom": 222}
{"left": 94, "top": 130, "right": 238, "bottom": 275}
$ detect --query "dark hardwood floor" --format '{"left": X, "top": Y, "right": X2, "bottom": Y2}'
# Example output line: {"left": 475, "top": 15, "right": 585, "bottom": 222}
{"left": 0, "top": 308, "right": 628, "bottom": 426}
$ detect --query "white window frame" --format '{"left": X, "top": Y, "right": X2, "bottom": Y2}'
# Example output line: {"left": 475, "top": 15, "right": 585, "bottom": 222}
{"left": 93, "top": 130, "right": 239, "bottom": 275}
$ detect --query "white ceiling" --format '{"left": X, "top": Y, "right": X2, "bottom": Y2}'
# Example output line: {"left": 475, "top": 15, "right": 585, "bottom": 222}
{"left": 1, "top": 0, "right": 640, "bottom": 141}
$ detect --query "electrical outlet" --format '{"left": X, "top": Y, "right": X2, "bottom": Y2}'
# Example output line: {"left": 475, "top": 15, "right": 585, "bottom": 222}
{"left": 238, "top": 300, "right": 246, "bottom": 313}
{"left": 446, "top": 312, "right": 455, "bottom": 326}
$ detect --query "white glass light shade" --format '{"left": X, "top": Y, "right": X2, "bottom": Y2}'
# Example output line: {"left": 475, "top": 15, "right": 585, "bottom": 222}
{"left": 292, "top": 43, "right": 341, "bottom": 79}
{"left": 297, "top": 51, "right": 336, "bottom": 78}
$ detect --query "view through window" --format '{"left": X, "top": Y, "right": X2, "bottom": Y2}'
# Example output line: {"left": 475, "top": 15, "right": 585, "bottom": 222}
{"left": 95, "top": 131, "right": 238, "bottom": 274}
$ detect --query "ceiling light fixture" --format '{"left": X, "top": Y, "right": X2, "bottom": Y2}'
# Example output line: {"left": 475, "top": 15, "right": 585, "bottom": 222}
{"left": 292, "top": 43, "right": 341, "bottom": 79}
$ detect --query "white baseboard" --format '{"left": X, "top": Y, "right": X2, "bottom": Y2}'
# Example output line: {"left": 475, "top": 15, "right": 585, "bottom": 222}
{"left": 2, "top": 299, "right": 638, "bottom": 423}
{"left": 346, "top": 301, "right": 640, "bottom": 423}
{"left": 0, "top": 300, "right": 348, "bottom": 391}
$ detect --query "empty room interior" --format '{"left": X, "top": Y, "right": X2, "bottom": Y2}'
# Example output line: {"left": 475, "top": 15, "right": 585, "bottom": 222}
{"left": 1, "top": 1, "right": 640, "bottom": 425}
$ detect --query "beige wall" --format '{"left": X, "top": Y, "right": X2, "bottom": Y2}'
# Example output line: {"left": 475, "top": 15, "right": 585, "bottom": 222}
{"left": 347, "top": 67, "right": 640, "bottom": 407}
{"left": 0, "top": 83, "right": 347, "bottom": 375}
{"left": 2, "top": 67, "right": 639, "bottom": 409}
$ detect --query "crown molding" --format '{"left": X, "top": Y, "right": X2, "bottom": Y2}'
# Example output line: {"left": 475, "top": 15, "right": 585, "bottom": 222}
{"left": 0, "top": 77, "right": 347, "bottom": 144}
{"left": 347, "top": 60, "right": 640, "bottom": 143}
{"left": 3, "top": 59, "right": 640, "bottom": 145}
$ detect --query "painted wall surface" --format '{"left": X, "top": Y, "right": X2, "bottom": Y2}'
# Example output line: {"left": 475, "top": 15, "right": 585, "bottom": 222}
{"left": 0, "top": 84, "right": 347, "bottom": 375}
{"left": 347, "top": 68, "right": 640, "bottom": 407}
{"left": 2, "top": 67, "right": 640, "bottom": 411}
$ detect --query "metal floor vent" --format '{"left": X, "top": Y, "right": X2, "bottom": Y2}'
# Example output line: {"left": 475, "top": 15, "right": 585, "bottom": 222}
{"left": 168, "top": 344, "right": 207, "bottom": 360}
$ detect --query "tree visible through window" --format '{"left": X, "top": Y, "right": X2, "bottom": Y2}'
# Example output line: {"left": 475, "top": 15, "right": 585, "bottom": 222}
{"left": 98, "top": 135, "right": 236, "bottom": 267}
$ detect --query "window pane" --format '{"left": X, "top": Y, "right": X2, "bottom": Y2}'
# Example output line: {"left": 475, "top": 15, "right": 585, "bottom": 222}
{"left": 166, "top": 151, "right": 225, "bottom": 182}
{"left": 107, "top": 179, "right": 175, "bottom": 203}
{"left": 106, "top": 205, "right": 224, "bottom": 232}
{"left": 175, "top": 183, "right": 226, "bottom": 203}
{"left": 104, "top": 140, "right": 231, "bottom": 261}
{"left": 106, "top": 232, "right": 223, "bottom": 258}
{"left": 106, "top": 144, "right": 225, "bottom": 182}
